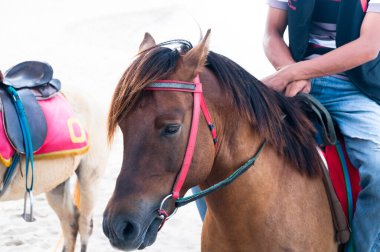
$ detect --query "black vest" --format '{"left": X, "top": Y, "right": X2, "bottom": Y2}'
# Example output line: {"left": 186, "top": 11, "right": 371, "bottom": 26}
{"left": 288, "top": 0, "right": 380, "bottom": 103}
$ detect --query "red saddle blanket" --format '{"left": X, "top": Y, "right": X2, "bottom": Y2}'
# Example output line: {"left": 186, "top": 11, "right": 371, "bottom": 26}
{"left": 321, "top": 141, "right": 361, "bottom": 220}
{"left": 0, "top": 93, "right": 89, "bottom": 167}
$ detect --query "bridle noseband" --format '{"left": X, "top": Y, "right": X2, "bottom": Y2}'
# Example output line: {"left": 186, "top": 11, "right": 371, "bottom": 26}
{"left": 145, "top": 75, "right": 267, "bottom": 231}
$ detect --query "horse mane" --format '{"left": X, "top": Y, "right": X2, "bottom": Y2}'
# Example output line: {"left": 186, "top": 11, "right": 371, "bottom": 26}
{"left": 108, "top": 40, "right": 323, "bottom": 176}
{"left": 206, "top": 52, "right": 323, "bottom": 176}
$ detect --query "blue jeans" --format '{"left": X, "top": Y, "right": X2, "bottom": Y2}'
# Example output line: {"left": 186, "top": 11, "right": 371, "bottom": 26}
{"left": 191, "top": 187, "right": 206, "bottom": 221}
{"left": 311, "top": 76, "right": 380, "bottom": 252}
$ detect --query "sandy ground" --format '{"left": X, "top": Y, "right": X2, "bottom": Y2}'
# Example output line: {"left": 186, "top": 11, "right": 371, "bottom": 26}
{"left": 0, "top": 1, "right": 272, "bottom": 251}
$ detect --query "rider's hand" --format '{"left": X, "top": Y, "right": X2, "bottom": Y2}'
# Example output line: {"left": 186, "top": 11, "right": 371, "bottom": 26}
{"left": 284, "top": 79, "right": 311, "bottom": 97}
{"left": 261, "top": 65, "right": 296, "bottom": 92}
{"left": 260, "top": 71, "right": 289, "bottom": 92}
{"left": 0, "top": 70, "right": 3, "bottom": 82}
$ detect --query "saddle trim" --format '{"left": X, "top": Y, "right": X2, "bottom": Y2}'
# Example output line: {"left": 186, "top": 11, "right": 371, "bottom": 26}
{"left": 33, "top": 145, "right": 89, "bottom": 160}
{"left": 1, "top": 145, "right": 90, "bottom": 168}
{"left": 0, "top": 155, "right": 11, "bottom": 167}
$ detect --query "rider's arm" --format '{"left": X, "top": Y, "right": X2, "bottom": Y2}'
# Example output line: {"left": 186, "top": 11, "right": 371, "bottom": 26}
{"left": 263, "top": 7, "right": 294, "bottom": 70}
{"left": 281, "top": 12, "right": 380, "bottom": 82}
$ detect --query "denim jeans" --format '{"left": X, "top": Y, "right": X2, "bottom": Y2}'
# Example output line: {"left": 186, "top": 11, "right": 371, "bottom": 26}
{"left": 191, "top": 186, "right": 206, "bottom": 221}
{"left": 311, "top": 76, "right": 380, "bottom": 252}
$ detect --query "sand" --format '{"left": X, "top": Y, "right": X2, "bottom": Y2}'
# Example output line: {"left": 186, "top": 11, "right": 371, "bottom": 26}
{"left": 0, "top": 1, "right": 271, "bottom": 251}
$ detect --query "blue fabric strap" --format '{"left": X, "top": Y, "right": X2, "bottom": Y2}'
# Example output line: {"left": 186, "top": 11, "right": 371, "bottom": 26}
{"left": 6, "top": 86, "right": 35, "bottom": 192}
{"left": 0, "top": 154, "right": 20, "bottom": 197}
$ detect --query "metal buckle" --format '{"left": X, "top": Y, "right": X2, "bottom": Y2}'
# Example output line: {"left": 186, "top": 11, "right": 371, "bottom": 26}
{"left": 158, "top": 194, "right": 178, "bottom": 220}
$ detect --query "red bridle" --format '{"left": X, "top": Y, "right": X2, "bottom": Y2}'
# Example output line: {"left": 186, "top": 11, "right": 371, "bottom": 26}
{"left": 145, "top": 75, "right": 217, "bottom": 228}
{"left": 145, "top": 75, "right": 267, "bottom": 231}
{"left": 145, "top": 75, "right": 217, "bottom": 198}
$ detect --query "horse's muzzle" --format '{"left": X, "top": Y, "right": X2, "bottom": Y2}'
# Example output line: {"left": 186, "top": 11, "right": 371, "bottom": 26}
{"left": 103, "top": 210, "right": 160, "bottom": 251}
{"left": 103, "top": 212, "right": 140, "bottom": 250}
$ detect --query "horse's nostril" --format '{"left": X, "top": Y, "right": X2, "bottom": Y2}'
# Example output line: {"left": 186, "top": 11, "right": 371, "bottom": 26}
{"left": 122, "top": 222, "right": 135, "bottom": 238}
{"left": 103, "top": 214, "right": 145, "bottom": 249}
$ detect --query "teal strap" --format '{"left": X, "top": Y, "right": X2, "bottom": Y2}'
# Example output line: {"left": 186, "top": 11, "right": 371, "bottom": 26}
{"left": 175, "top": 140, "right": 267, "bottom": 208}
{"left": 335, "top": 140, "right": 354, "bottom": 225}
{"left": 6, "top": 86, "right": 34, "bottom": 192}
{"left": 336, "top": 140, "right": 355, "bottom": 252}
{"left": 0, "top": 154, "right": 20, "bottom": 197}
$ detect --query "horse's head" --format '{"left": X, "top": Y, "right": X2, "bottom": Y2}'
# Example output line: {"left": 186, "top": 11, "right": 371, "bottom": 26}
{"left": 103, "top": 30, "right": 217, "bottom": 250}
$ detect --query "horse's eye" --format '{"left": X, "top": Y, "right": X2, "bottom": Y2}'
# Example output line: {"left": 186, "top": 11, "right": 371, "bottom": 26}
{"left": 163, "top": 124, "right": 181, "bottom": 136}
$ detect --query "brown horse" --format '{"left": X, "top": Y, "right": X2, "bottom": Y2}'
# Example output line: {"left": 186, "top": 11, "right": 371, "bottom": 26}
{"left": 103, "top": 30, "right": 337, "bottom": 251}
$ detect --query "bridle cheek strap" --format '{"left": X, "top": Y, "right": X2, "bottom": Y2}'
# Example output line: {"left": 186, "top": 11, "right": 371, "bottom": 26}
{"left": 145, "top": 75, "right": 217, "bottom": 200}
{"left": 200, "top": 94, "right": 218, "bottom": 148}
{"left": 172, "top": 88, "right": 200, "bottom": 199}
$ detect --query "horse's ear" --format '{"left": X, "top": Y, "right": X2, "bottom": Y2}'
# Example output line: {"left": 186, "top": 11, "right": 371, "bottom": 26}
{"left": 176, "top": 29, "right": 211, "bottom": 81}
{"left": 138, "top": 32, "right": 156, "bottom": 53}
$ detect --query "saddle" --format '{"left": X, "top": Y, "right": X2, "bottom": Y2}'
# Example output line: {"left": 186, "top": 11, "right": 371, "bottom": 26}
{"left": 0, "top": 61, "right": 61, "bottom": 154}
{"left": 298, "top": 93, "right": 361, "bottom": 247}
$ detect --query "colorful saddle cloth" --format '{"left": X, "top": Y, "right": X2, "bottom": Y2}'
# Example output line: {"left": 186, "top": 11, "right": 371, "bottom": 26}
{"left": 0, "top": 93, "right": 89, "bottom": 167}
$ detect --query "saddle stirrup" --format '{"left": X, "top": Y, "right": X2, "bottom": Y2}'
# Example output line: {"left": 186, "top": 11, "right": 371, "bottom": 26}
{"left": 22, "top": 190, "right": 35, "bottom": 222}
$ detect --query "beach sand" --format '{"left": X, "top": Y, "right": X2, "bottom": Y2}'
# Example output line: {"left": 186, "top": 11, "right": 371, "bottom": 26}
{"left": 0, "top": 1, "right": 271, "bottom": 251}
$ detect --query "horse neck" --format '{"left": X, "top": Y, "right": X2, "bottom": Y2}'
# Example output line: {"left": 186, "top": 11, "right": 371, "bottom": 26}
{"left": 200, "top": 122, "right": 334, "bottom": 250}
{"left": 200, "top": 69, "right": 281, "bottom": 214}
{"left": 201, "top": 110, "right": 285, "bottom": 218}
{"left": 199, "top": 72, "right": 334, "bottom": 250}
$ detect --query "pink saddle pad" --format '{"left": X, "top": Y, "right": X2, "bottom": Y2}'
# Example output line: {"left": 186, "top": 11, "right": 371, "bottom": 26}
{"left": 0, "top": 93, "right": 89, "bottom": 167}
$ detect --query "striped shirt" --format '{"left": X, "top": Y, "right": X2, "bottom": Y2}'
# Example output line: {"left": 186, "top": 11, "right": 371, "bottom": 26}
{"left": 267, "top": 0, "right": 380, "bottom": 51}
{"left": 267, "top": 0, "right": 380, "bottom": 78}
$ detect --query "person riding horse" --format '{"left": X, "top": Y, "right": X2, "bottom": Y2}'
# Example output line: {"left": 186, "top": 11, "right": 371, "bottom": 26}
{"left": 262, "top": 1, "right": 380, "bottom": 251}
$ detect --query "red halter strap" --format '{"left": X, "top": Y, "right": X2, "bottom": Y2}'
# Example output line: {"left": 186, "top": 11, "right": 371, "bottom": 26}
{"left": 145, "top": 75, "right": 267, "bottom": 231}
{"left": 145, "top": 75, "right": 217, "bottom": 200}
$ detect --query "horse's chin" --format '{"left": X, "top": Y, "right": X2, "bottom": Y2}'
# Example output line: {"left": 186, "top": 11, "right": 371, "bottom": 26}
{"left": 137, "top": 218, "right": 161, "bottom": 250}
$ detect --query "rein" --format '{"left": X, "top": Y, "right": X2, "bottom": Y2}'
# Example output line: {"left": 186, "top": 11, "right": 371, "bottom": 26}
{"left": 145, "top": 75, "right": 267, "bottom": 230}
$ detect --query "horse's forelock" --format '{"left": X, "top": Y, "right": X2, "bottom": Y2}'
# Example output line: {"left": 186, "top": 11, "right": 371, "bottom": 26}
{"left": 107, "top": 41, "right": 192, "bottom": 142}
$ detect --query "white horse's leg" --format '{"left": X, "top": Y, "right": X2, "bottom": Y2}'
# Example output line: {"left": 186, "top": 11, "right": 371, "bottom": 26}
{"left": 46, "top": 179, "right": 79, "bottom": 252}
{"left": 62, "top": 89, "right": 109, "bottom": 251}
{"left": 75, "top": 158, "right": 106, "bottom": 252}
{"left": 75, "top": 165, "right": 96, "bottom": 252}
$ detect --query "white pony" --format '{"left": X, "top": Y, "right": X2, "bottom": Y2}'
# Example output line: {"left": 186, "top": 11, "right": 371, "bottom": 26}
{"left": 0, "top": 81, "right": 109, "bottom": 252}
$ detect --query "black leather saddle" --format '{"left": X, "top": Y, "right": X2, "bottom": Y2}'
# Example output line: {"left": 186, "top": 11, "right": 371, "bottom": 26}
{"left": 0, "top": 61, "right": 61, "bottom": 154}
